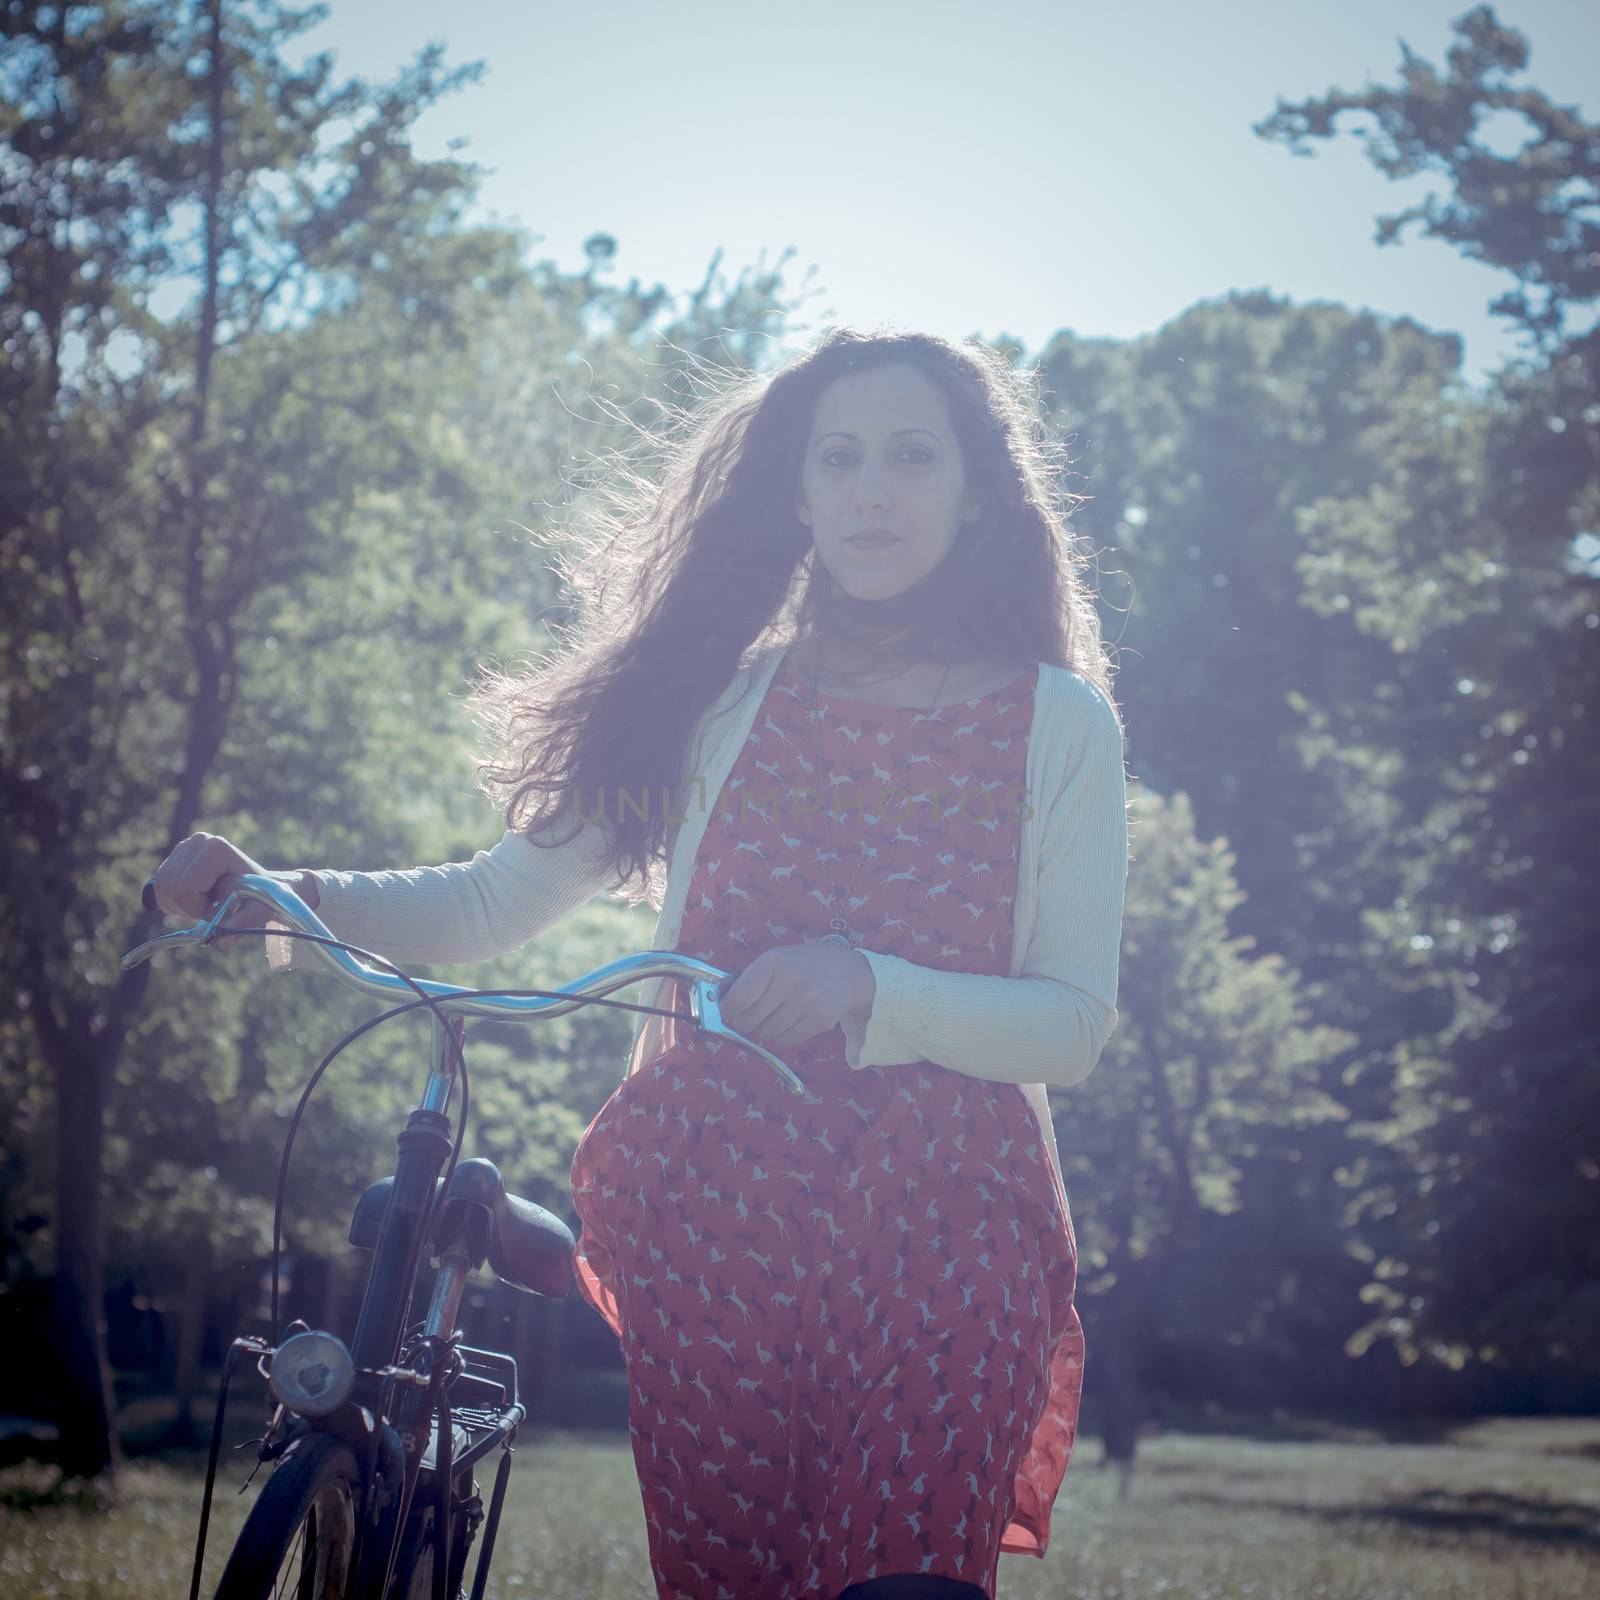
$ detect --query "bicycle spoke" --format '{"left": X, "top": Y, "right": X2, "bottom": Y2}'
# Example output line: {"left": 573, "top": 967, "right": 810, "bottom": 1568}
{"left": 273, "top": 1506, "right": 307, "bottom": 1600}
{"left": 298, "top": 1503, "right": 317, "bottom": 1598}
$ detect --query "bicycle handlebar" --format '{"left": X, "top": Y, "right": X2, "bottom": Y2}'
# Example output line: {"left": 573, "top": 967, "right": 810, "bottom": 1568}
{"left": 126, "top": 872, "right": 806, "bottom": 1095}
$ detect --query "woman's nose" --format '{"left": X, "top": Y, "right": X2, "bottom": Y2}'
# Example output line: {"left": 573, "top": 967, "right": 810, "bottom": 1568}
{"left": 852, "top": 461, "right": 892, "bottom": 512}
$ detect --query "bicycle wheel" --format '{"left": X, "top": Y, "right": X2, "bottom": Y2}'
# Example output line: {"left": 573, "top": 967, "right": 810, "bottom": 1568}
{"left": 387, "top": 1499, "right": 437, "bottom": 1600}
{"left": 387, "top": 1481, "right": 475, "bottom": 1600}
{"left": 211, "top": 1432, "right": 361, "bottom": 1600}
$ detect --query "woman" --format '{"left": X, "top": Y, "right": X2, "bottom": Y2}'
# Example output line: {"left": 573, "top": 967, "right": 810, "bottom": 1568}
{"left": 151, "top": 327, "right": 1131, "bottom": 1600}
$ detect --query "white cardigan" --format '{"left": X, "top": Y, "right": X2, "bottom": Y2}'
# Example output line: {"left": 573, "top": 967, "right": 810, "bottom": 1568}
{"left": 268, "top": 640, "right": 1129, "bottom": 1218}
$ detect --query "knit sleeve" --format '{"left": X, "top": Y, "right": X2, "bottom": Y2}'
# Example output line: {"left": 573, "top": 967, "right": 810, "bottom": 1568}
{"left": 265, "top": 811, "right": 624, "bottom": 974}
{"left": 837, "top": 681, "right": 1127, "bottom": 1090}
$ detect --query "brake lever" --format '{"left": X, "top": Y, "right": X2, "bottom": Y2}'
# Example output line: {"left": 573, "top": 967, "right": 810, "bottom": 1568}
{"left": 120, "top": 889, "right": 253, "bottom": 970}
{"left": 689, "top": 978, "right": 809, "bottom": 1097}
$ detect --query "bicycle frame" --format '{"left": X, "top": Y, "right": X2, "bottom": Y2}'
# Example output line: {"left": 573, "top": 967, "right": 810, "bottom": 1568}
{"left": 121, "top": 873, "right": 806, "bottom": 1599}
{"left": 173, "top": 1000, "right": 506, "bottom": 1600}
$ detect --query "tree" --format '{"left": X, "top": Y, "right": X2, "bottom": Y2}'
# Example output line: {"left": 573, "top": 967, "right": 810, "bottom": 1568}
{"left": 2, "top": 1, "right": 818, "bottom": 1487}
{"left": 1034, "top": 8, "right": 1599, "bottom": 1397}
{"left": 2, "top": 0, "right": 505, "bottom": 1484}
{"left": 1253, "top": 2, "right": 1599, "bottom": 357}
{"left": 1254, "top": 1, "right": 1600, "bottom": 1391}
{"left": 1058, "top": 788, "right": 1351, "bottom": 1408}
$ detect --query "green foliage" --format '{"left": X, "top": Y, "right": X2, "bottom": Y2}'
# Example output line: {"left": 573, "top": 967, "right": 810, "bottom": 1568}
{"left": 2, "top": 0, "right": 1594, "bottom": 1481}
{"left": 1250, "top": 3, "right": 1600, "bottom": 1389}
{"left": 1254, "top": 3, "right": 1600, "bottom": 353}
{"left": 1030, "top": 4, "right": 1598, "bottom": 1399}
{"left": 1058, "top": 788, "right": 1354, "bottom": 1397}
{"left": 0, "top": 0, "right": 809, "bottom": 1476}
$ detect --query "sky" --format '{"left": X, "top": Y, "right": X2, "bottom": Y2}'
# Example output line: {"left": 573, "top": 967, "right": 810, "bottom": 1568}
{"left": 278, "top": 0, "right": 1596, "bottom": 391}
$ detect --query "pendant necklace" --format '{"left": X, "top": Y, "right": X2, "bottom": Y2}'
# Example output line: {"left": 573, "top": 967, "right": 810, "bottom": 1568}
{"left": 806, "top": 647, "right": 956, "bottom": 950}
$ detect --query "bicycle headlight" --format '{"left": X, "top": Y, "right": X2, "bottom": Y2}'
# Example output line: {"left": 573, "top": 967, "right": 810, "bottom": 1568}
{"left": 268, "top": 1329, "right": 355, "bottom": 1417}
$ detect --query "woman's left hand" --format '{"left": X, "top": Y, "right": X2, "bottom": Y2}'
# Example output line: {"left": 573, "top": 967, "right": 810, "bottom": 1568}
{"left": 717, "top": 943, "right": 875, "bottom": 1053}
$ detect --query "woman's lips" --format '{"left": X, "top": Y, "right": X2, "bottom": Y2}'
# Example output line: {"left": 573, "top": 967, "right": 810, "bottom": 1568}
{"left": 846, "top": 534, "right": 899, "bottom": 548}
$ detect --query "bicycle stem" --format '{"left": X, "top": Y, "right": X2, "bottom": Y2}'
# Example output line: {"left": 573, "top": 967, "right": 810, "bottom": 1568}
{"left": 422, "top": 1010, "right": 462, "bottom": 1116}
{"left": 424, "top": 1248, "right": 473, "bottom": 1342}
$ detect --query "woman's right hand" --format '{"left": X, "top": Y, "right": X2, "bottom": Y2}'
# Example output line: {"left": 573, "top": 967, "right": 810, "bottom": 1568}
{"left": 149, "top": 832, "right": 319, "bottom": 943}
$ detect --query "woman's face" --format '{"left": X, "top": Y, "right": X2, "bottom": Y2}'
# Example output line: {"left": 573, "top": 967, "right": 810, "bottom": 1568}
{"left": 795, "top": 361, "right": 980, "bottom": 602}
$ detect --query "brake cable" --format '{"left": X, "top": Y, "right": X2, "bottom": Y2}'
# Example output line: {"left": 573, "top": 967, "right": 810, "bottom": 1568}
{"left": 210, "top": 923, "right": 695, "bottom": 1343}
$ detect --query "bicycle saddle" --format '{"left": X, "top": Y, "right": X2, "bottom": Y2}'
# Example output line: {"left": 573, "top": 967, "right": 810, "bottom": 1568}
{"left": 349, "top": 1158, "right": 575, "bottom": 1299}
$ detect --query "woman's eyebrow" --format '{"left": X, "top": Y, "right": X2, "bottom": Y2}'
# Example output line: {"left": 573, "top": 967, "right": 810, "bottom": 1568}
{"left": 815, "top": 428, "right": 942, "bottom": 443}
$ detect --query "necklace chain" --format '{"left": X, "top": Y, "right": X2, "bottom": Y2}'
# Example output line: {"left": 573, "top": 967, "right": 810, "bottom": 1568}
{"left": 807, "top": 649, "right": 956, "bottom": 950}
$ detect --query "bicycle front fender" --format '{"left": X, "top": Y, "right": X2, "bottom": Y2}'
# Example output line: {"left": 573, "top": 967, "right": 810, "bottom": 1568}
{"left": 352, "top": 1418, "right": 408, "bottom": 1592}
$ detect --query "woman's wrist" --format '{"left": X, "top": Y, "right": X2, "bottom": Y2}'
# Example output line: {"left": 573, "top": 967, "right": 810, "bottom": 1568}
{"left": 278, "top": 867, "right": 320, "bottom": 909}
{"left": 845, "top": 948, "right": 875, "bottom": 1024}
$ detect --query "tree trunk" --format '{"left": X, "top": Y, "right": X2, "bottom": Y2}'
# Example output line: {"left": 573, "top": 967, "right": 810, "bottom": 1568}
{"left": 169, "top": 1229, "right": 213, "bottom": 1443}
{"left": 51, "top": 1038, "right": 118, "bottom": 1482}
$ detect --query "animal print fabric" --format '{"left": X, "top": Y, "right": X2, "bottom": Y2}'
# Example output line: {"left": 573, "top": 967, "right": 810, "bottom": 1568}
{"left": 571, "top": 660, "right": 1085, "bottom": 1597}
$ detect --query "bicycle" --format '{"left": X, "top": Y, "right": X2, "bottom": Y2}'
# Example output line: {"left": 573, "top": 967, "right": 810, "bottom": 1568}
{"left": 122, "top": 871, "right": 804, "bottom": 1600}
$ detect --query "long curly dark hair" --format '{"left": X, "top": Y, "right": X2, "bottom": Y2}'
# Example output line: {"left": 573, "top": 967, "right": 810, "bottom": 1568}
{"left": 466, "top": 324, "right": 1117, "bottom": 908}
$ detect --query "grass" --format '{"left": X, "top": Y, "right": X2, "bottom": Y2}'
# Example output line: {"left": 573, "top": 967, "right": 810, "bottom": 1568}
{"left": 1, "top": 1415, "right": 1596, "bottom": 1598}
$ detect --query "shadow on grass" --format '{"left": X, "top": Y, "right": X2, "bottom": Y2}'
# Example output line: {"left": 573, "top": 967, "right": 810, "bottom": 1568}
{"left": 1148, "top": 1400, "right": 1463, "bottom": 1448}
{"left": 117, "top": 1388, "right": 270, "bottom": 1468}
{"left": 1550, "top": 1440, "right": 1600, "bottom": 1462}
{"left": 1173, "top": 1485, "right": 1600, "bottom": 1550}
{"left": 0, "top": 1463, "right": 116, "bottom": 1513}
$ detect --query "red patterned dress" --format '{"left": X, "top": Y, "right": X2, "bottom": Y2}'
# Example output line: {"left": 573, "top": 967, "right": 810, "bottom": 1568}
{"left": 570, "top": 659, "right": 1085, "bottom": 1599}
